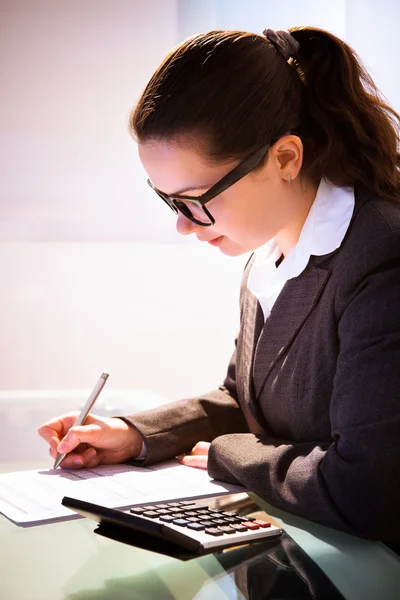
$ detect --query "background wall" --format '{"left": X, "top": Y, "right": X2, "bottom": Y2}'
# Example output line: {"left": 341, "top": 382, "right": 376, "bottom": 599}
{"left": 1, "top": 1, "right": 399, "bottom": 410}
{"left": 0, "top": 0, "right": 180, "bottom": 243}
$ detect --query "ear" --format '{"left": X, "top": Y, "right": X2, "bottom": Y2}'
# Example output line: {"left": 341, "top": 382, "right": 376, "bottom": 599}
{"left": 270, "top": 135, "right": 303, "bottom": 181}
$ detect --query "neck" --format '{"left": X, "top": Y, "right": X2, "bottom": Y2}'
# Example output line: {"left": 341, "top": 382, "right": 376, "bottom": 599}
{"left": 275, "top": 178, "right": 320, "bottom": 257}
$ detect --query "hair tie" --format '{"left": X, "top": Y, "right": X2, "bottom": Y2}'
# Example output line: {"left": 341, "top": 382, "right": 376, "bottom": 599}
{"left": 263, "top": 28, "right": 300, "bottom": 60}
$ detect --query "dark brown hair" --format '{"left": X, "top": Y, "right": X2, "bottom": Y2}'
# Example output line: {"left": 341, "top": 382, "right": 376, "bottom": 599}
{"left": 130, "top": 26, "right": 400, "bottom": 201}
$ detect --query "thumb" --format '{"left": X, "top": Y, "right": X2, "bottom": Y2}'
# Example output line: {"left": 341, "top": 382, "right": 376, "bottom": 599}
{"left": 190, "top": 441, "right": 211, "bottom": 455}
{"left": 57, "top": 424, "right": 103, "bottom": 453}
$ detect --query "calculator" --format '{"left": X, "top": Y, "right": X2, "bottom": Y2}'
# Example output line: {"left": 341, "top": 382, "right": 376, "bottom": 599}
{"left": 62, "top": 492, "right": 283, "bottom": 553}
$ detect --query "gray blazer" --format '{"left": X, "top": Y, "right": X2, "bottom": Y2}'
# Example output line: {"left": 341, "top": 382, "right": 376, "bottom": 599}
{"left": 125, "top": 185, "right": 400, "bottom": 542}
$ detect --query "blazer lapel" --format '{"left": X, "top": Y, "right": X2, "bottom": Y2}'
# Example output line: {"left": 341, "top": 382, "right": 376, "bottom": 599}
{"left": 239, "top": 288, "right": 266, "bottom": 433}
{"left": 253, "top": 260, "right": 331, "bottom": 400}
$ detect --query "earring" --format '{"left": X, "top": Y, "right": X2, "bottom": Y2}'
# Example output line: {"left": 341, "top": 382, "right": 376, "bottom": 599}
{"left": 286, "top": 174, "right": 291, "bottom": 183}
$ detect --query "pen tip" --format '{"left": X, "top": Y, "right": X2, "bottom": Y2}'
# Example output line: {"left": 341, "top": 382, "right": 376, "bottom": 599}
{"left": 53, "top": 455, "right": 62, "bottom": 469}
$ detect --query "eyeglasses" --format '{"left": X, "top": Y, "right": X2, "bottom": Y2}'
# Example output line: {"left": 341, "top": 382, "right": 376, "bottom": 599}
{"left": 147, "top": 142, "right": 271, "bottom": 226}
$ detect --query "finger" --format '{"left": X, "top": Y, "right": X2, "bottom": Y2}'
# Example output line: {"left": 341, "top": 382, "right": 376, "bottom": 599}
{"left": 59, "top": 447, "right": 99, "bottom": 469}
{"left": 49, "top": 443, "right": 85, "bottom": 465}
{"left": 189, "top": 441, "right": 211, "bottom": 455}
{"left": 177, "top": 454, "right": 208, "bottom": 469}
{"left": 37, "top": 412, "right": 80, "bottom": 444}
{"left": 82, "top": 448, "right": 102, "bottom": 469}
{"left": 57, "top": 423, "right": 104, "bottom": 454}
{"left": 48, "top": 434, "right": 63, "bottom": 458}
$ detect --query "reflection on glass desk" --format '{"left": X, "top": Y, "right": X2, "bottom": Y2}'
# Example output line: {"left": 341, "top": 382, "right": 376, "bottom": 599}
{"left": 1, "top": 461, "right": 400, "bottom": 600}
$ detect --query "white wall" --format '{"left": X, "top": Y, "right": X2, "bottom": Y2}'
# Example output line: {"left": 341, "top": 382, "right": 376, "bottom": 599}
{"left": 346, "top": 0, "right": 400, "bottom": 112}
{"left": 0, "top": 241, "right": 245, "bottom": 399}
{"left": 0, "top": 0, "right": 183, "bottom": 243}
{"left": 1, "top": 0, "right": 400, "bottom": 408}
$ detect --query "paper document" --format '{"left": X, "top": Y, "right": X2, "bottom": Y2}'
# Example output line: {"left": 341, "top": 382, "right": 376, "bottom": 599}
{"left": 0, "top": 460, "right": 245, "bottom": 526}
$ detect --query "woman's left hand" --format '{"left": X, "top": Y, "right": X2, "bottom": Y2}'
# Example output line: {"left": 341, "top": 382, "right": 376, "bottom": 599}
{"left": 176, "top": 441, "right": 210, "bottom": 469}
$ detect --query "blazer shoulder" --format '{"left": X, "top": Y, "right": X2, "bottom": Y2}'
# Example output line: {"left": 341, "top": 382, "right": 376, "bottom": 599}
{"left": 336, "top": 189, "right": 400, "bottom": 264}
{"left": 330, "top": 190, "right": 400, "bottom": 308}
{"left": 353, "top": 187, "right": 400, "bottom": 236}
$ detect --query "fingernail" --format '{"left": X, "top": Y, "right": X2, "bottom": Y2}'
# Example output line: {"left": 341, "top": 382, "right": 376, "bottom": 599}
{"left": 175, "top": 455, "right": 185, "bottom": 461}
{"left": 58, "top": 443, "right": 67, "bottom": 453}
{"left": 87, "top": 449, "right": 96, "bottom": 460}
{"left": 73, "top": 458, "right": 83, "bottom": 465}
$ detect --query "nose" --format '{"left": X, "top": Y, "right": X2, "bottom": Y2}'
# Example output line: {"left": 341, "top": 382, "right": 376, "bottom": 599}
{"left": 176, "top": 212, "right": 201, "bottom": 236}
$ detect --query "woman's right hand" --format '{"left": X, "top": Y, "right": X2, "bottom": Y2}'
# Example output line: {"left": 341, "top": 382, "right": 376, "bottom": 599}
{"left": 38, "top": 413, "right": 144, "bottom": 469}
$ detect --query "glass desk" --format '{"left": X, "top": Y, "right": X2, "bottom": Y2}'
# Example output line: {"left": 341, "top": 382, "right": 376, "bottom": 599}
{"left": 1, "top": 460, "right": 399, "bottom": 600}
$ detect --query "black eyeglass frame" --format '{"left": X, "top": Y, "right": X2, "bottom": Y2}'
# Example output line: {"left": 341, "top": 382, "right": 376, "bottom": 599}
{"left": 147, "top": 142, "right": 271, "bottom": 226}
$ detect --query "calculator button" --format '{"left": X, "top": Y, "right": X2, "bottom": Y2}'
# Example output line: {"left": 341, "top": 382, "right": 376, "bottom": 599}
{"left": 223, "top": 517, "right": 241, "bottom": 523}
{"left": 166, "top": 502, "right": 181, "bottom": 508}
{"left": 172, "top": 518, "right": 189, "bottom": 527}
{"left": 187, "top": 523, "right": 206, "bottom": 531}
{"left": 154, "top": 504, "right": 170, "bottom": 509}
{"left": 208, "top": 519, "right": 223, "bottom": 525}
{"left": 142, "top": 506, "right": 158, "bottom": 511}
{"left": 205, "top": 527, "right": 224, "bottom": 536}
{"left": 179, "top": 501, "right": 196, "bottom": 506}
{"left": 221, "top": 511, "right": 237, "bottom": 517}
{"left": 155, "top": 509, "right": 170, "bottom": 515}
{"left": 242, "top": 521, "right": 260, "bottom": 530}
{"left": 199, "top": 520, "right": 214, "bottom": 527}
{"left": 159, "top": 515, "right": 176, "bottom": 523}
{"left": 184, "top": 511, "right": 200, "bottom": 517}
{"left": 142, "top": 511, "right": 160, "bottom": 518}
{"left": 207, "top": 508, "right": 223, "bottom": 513}
{"left": 253, "top": 520, "right": 271, "bottom": 528}
{"left": 210, "top": 518, "right": 226, "bottom": 525}
{"left": 130, "top": 507, "right": 146, "bottom": 514}
{"left": 218, "top": 526, "right": 236, "bottom": 534}
{"left": 230, "top": 524, "right": 248, "bottom": 532}
{"left": 186, "top": 517, "right": 201, "bottom": 522}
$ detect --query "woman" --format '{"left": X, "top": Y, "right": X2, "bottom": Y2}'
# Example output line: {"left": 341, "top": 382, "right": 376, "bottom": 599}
{"left": 39, "top": 27, "right": 400, "bottom": 542}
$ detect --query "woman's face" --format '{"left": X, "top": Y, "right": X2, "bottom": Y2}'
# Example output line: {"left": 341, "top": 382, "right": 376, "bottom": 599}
{"left": 139, "top": 137, "right": 306, "bottom": 256}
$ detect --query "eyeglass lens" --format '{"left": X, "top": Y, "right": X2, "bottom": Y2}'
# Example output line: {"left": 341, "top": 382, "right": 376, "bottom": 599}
{"left": 173, "top": 199, "right": 213, "bottom": 225}
{"left": 156, "top": 190, "right": 212, "bottom": 225}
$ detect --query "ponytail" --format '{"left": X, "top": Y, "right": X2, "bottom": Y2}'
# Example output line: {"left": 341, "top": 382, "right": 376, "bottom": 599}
{"left": 289, "top": 26, "right": 400, "bottom": 201}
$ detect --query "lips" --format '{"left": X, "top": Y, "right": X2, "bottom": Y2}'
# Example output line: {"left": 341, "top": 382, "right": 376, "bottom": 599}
{"left": 207, "top": 236, "right": 224, "bottom": 247}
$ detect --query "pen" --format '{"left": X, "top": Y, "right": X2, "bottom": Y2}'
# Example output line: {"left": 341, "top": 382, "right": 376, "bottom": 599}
{"left": 53, "top": 372, "right": 109, "bottom": 469}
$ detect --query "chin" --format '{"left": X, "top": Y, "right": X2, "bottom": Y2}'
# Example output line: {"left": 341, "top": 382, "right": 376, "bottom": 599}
{"left": 218, "top": 243, "right": 249, "bottom": 257}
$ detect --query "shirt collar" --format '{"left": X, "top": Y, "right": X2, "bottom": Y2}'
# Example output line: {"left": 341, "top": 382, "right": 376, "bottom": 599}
{"left": 254, "top": 178, "right": 355, "bottom": 282}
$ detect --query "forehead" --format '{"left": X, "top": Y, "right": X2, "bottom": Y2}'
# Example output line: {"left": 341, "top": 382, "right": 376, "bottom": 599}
{"left": 138, "top": 140, "right": 232, "bottom": 195}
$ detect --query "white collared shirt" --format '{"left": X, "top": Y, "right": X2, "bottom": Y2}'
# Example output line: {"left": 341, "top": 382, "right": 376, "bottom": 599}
{"left": 247, "top": 179, "right": 355, "bottom": 321}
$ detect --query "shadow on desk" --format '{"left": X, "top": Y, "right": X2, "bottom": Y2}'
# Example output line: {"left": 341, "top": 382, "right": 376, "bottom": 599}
{"left": 66, "top": 533, "right": 344, "bottom": 600}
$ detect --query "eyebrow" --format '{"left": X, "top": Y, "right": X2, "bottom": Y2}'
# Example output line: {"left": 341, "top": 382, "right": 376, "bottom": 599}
{"left": 170, "top": 182, "right": 216, "bottom": 196}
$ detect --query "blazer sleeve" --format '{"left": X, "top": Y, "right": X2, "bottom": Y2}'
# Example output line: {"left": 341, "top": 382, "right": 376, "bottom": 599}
{"left": 121, "top": 339, "right": 249, "bottom": 466}
{"left": 208, "top": 233, "right": 400, "bottom": 542}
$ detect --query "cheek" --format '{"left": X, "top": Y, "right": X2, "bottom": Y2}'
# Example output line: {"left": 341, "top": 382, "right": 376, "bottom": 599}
{"left": 209, "top": 178, "right": 275, "bottom": 238}
{"left": 213, "top": 182, "right": 250, "bottom": 219}
{"left": 220, "top": 187, "right": 265, "bottom": 231}
{"left": 211, "top": 199, "right": 262, "bottom": 245}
